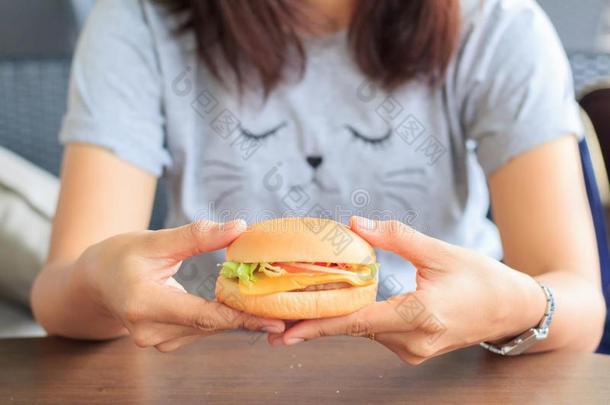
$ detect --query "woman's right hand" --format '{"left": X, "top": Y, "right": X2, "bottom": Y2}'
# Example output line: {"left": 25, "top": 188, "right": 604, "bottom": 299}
{"left": 73, "top": 219, "right": 285, "bottom": 352}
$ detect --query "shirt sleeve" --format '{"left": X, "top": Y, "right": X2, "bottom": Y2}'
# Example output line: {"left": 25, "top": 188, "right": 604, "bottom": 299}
{"left": 59, "top": 0, "right": 171, "bottom": 176}
{"left": 461, "top": 0, "right": 583, "bottom": 177}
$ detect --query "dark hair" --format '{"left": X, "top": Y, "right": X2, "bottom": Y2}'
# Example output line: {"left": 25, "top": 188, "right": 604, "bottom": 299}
{"left": 157, "top": 0, "right": 461, "bottom": 94}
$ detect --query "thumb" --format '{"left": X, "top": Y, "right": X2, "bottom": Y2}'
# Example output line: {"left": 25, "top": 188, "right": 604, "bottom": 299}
{"left": 140, "top": 219, "right": 247, "bottom": 261}
{"left": 349, "top": 216, "right": 450, "bottom": 266}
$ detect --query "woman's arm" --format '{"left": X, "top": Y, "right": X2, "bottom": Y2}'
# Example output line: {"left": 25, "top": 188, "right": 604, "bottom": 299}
{"left": 32, "top": 143, "right": 156, "bottom": 338}
{"left": 489, "top": 134, "right": 606, "bottom": 351}
{"left": 32, "top": 144, "right": 285, "bottom": 344}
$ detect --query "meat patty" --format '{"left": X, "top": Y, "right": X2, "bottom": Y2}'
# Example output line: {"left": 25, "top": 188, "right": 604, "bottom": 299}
{"left": 293, "top": 282, "right": 352, "bottom": 292}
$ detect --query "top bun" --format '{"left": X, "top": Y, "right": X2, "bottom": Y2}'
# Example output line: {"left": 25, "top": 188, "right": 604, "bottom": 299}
{"left": 226, "top": 217, "right": 376, "bottom": 264}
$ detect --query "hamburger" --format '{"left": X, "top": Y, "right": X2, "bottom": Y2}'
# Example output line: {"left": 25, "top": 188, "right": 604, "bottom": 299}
{"left": 215, "top": 217, "right": 379, "bottom": 319}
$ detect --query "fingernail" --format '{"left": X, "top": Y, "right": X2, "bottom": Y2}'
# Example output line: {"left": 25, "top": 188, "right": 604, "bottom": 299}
{"left": 223, "top": 219, "right": 247, "bottom": 231}
{"left": 262, "top": 325, "right": 284, "bottom": 334}
{"left": 284, "top": 337, "right": 304, "bottom": 346}
{"left": 353, "top": 216, "right": 376, "bottom": 231}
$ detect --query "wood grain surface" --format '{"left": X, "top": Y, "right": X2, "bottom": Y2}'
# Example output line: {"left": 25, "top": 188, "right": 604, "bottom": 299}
{"left": 1, "top": 332, "right": 609, "bottom": 404}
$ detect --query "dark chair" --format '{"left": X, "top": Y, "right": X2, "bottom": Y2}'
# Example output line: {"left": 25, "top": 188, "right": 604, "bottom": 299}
{"left": 579, "top": 89, "right": 610, "bottom": 354}
{"left": 580, "top": 84, "right": 610, "bottom": 176}
{"left": 578, "top": 138, "right": 610, "bottom": 353}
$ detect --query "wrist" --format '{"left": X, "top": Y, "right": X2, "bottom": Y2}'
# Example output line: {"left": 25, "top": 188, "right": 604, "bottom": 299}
{"left": 492, "top": 271, "right": 547, "bottom": 342}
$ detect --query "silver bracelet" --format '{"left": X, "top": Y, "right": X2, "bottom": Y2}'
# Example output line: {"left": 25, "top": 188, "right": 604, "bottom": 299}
{"left": 480, "top": 281, "right": 555, "bottom": 356}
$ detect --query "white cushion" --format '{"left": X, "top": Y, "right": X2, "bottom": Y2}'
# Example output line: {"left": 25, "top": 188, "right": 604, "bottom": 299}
{"left": 0, "top": 146, "right": 58, "bottom": 307}
{"left": 0, "top": 298, "right": 44, "bottom": 338}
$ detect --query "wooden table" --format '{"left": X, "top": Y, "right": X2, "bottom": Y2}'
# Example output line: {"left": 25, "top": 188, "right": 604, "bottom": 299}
{"left": 1, "top": 333, "right": 609, "bottom": 404}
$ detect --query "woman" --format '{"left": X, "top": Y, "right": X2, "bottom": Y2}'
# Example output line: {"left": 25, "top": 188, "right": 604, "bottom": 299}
{"left": 31, "top": 0, "right": 606, "bottom": 361}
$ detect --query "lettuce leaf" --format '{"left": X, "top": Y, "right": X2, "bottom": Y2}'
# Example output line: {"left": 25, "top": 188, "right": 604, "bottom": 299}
{"left": 363, "top": 263, "right": 380, "bottom": 281}
{"left": 219, "top": 261, "right": 256, "bottom": 286}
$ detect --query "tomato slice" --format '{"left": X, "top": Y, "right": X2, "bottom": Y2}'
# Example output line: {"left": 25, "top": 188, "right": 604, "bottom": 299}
{"left": 273, "top": 263, "right": 318, "bottom": 275}
{"left": 275, "top": 262, "right": 360, "bottom": 276}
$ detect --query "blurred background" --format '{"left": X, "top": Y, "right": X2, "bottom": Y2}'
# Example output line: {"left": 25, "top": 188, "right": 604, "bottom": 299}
{"left": 0, "top": 0, "right": 609, "bottom": 344}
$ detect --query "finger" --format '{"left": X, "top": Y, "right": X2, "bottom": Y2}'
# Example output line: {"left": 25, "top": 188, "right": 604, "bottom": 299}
{"left": 349, "top": 216, "right": 450, "bottom": 266}
{"left": 268, "top": 332, "right": 284, "bottom": 347}
{"left": 155, "top": 334, "right": 205, "bottom": 353}
{"left": 277, "top": 298, "right": 423, "bottom": 345}
{"left": 138, "top": 285, "right": 285, "bottom": 334}
{"left": 139, "top": 219, "right": 247, "bottom": 262}
{"left": 129, "top": 321, "right": 203, "bottom": 348}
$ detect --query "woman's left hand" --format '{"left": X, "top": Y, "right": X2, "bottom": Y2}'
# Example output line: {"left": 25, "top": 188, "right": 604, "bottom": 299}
{"left": 268, "top": 216, "right": 547, "bottom": 364}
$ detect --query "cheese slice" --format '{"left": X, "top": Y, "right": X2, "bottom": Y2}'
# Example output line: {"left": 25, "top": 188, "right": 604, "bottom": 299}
{"left": 238, "top": 272, "right": 375, "bottom": 296}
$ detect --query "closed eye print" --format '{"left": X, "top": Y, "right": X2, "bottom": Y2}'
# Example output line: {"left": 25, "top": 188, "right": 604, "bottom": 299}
{"left": 240, "top": 122, "right": 287, "bottom": 140}
{"left": 346, "top": 125, "right": 392, "bottom": 148}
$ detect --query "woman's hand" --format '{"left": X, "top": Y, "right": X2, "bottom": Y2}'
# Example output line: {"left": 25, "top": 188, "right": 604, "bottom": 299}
{"left": 268, "top": 216, "right": 547, "bottom": 364}
{"left": 74, "top": 219, "right": 285, "bottom": 352}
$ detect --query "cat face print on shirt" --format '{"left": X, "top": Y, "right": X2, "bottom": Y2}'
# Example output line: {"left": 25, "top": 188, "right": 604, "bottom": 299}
{"left": 173, "top": 51, "right": 449, "bottom": 232}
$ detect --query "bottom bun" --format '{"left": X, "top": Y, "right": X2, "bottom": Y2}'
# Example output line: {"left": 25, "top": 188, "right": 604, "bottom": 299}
{"left": 215, "top": 277, "right": 378, "bottom": 319}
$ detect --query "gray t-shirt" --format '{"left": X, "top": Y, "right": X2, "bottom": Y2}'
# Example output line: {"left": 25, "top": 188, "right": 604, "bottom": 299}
{"left": 60, "top": 0, "right": 582, "bottom": 299}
